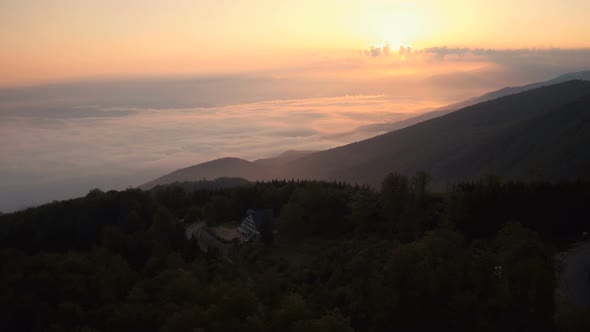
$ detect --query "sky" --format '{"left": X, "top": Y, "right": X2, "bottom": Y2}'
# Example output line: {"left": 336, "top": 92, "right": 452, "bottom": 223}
{"left": 1, "top": 0, "right": 590, "bottom": 85}
{"left": 1, "top": 0, "right": 590, "bottom": 211}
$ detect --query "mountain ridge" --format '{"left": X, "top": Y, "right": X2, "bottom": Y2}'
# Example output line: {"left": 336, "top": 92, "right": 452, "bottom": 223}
{"left": 354, "top": 69, "right": 590, "bottom": 134}
{"left": 141, "top": 79, "right": 590, "bottom": 189}
{"left": 278, "top": 80, "right": 590, "bottom": 185}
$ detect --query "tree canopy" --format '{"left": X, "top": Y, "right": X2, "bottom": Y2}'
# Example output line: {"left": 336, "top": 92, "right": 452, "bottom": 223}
{"left": 0, "top": 174, "right": 588, "bottom": 331}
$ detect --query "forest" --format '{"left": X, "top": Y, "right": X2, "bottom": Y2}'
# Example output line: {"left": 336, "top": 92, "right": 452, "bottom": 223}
{"left": 0, "top": 173, "right": 589, "bottom": 332}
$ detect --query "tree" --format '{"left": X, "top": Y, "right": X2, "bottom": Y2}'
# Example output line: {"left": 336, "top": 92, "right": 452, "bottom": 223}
{"left": 259, "top": 210, "right": 274, "bottom": 245}
{"left": 280, "top": 185, "right": 350, "bottom": 238}
{"left": 202, "top": 195, "right": 232, "bottom": 223}
{"left": 273, "top": 293, "right": 313, "bottom": 331}
{"left": 292, "top": 310, "right": 354, "bottom": 332}
{"left": 184, "top": 206, "right": 202, "bottom": 223}
{"left": 86, "top": 188, "right": 104, "bottom": 198}
{"left": 411, "top": 171, "right": 431, "bottom": 202}
{"left": 381, "top": 173, "right": 410, "bottom": 225}
{"left": 495, "top": 222, "right": 555, "bottom": 331}
{"left": 348, "top": 189, "right": 383, "bottom": 232}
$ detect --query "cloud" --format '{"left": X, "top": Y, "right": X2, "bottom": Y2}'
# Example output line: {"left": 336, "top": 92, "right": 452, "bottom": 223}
{"left": 422, "top": 47, "right": 590, "bottom": 57}
{"left": 418, "top": 47, "right": 590, "bottom": 68}
{"left": 358, "top": 45, "right": 590, "bottom": 95}
{"left": 421, "top": 47, "right": 590, "bottom": 84}
{"left": 363, "top": 43, "right": 411, "bottom": 57}
{"left": 362, "top": 43, "right": 417, "bottom": 58}
{"left": 3, "top": 47, "right": 590, "bottom": 212}
{"left": 364, "top": 45, "right": 387, "bottom": 57}
{"left": 361, "top": 45, "right": 590, "bottom": 58}
{"left": 0, "top": 105, "right": 136, "bottom": 118}
{"left": 360, "top": 45, "right": 590, "bottom": 69}
{"left": 0, "top": 94, "right": 433, "bottom": 212}
{"left": 268, "top": 128, "right": 319, "bottom": 137}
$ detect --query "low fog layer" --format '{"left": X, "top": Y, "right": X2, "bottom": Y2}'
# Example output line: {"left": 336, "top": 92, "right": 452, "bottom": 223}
{"left": 2, "top": 47, "right": 590, "bottom": 211}
{"left": 0, "top": 95, "right": 440, "bottom": 212}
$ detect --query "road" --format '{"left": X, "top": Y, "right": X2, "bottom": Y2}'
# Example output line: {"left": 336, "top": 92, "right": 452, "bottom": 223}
{"left": 561, "top": 241, "right": 590, "bottom": 308}
{"left": 185, "top": 221, "right": 206, "bottom": 240}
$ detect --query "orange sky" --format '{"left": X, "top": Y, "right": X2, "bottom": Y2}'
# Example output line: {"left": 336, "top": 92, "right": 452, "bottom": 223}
{"left": 1, "top": 0, "right": 589, "bottom": 85}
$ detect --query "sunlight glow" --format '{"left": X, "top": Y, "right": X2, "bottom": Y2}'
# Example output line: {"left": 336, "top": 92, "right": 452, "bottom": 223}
{"left": 0, "top": 0, "right": 589, "bottom": 85}
{"left": 366, "top": 10, "right": 420, "bottom": 49}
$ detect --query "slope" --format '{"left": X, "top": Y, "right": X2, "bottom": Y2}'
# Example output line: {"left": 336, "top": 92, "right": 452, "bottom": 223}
{"left": 140, "top": 150, "right": 316, "bottom": 189}
{"left": 140, "top": 157, "right": 260, "bottom": 190}
{"left": 280, "top": 80, "right": 590, "bottom": 185}
{"left": 141, "top": 80, "right": 590, "bottom": 188}
{"left": 355, "top": 70, "right": 590, "bottom": 134}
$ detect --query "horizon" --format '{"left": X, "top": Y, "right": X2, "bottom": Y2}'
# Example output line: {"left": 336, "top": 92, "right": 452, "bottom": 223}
{"left": 2, "top": 0, "right": 590, "bottom": 86}
{"left": 2, "top": 0, "right": 590, "bottom": 211}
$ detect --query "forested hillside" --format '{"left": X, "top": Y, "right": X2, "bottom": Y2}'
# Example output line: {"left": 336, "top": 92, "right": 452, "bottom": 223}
{"left": 142, "top": 80, "right": 590, "bottom": 189}
{"left": 282, "top": 80, "right": 590, "bottom": 185}
{"left": 1, "top": 174, "right": 589, "bottom": 331}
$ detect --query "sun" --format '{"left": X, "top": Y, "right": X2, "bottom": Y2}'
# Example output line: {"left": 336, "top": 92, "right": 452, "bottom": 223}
{"left": 364, "top": 7, "right": 422, "bottom": 51}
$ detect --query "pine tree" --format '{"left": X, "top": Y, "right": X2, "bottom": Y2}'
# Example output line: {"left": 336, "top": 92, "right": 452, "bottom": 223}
{"left": 260, "top": 210, "right": 274, "bottom": 245}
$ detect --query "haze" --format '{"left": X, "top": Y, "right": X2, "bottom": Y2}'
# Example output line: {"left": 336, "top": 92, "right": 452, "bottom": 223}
{"left": 1, "top": 0, "right": 590, "bottom": 211}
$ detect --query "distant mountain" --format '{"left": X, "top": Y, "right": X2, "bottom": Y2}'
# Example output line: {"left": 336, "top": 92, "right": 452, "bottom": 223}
{"left": 140, "top": 150, "right": 316, "bottom": 190}
{"left": 355, "top": 108, "right": 451, "bottom": 134}
{"left": 140, "top": 158, "right": 257, "bottom": 190}
{"left": 355, "top": 70, "right": 590, "bottom": 134}
{"left": 142, "top": 80, "right": 590, "bottom": 188}
{"left": 470, "top": 69, "right": 590, "bottom": 102}
{"left": 149, "top": 177, "right": 250, "bottom": 192}
{"left": 454, "top": 93, "right": 590, "bottom": 181}
{"left": 252, "top": 150, "right": 317, "bottom": 167}
{"left": 282, "top": 80, "right": 590, "bottom": 186}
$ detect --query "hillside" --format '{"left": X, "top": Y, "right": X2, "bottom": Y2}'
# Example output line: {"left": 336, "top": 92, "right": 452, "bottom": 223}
{"left": 283, "top": 80, "right": 590, "bottom": 185}
{"left": 149, "top": 177, "right": 250, "bottom": 192}
{"left": 140, "top": 157, "right": 259, "bottom": 190}
{"left": 142, "top": 80, "right": 590, "bottom": 188}
{"left": 354, "top": 69, "right": 590, "bottom": 134}
{"left": 5, "top": 175, "right": 590, "bottom": 331}
{"left": 140, "top": 151, "right": 316, "bottom": 190}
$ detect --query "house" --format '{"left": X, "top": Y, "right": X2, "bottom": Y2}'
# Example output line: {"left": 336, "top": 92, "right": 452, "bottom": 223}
{"left": 237, "top": 208, "right": 277, "bottom": 241}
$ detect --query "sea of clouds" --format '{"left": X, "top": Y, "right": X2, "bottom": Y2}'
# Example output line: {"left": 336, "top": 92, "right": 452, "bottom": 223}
{"left": 0, "top": 94, "right": 440, "bottom": 211}
{"left": 3, "top": 47, "right": 590, "bottom": 211}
